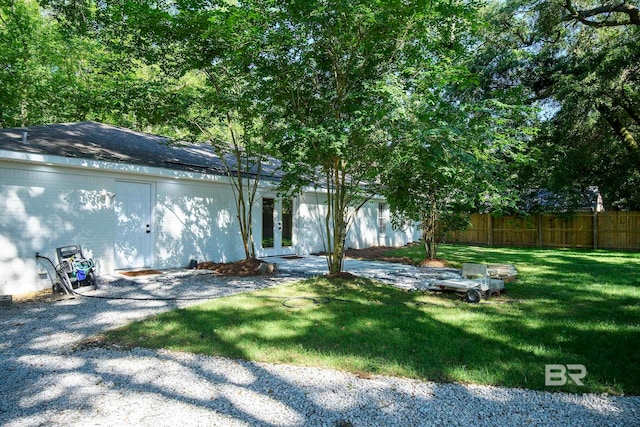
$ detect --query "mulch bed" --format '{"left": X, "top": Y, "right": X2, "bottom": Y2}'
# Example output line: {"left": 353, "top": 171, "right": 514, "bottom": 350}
{"left": 344, "top": 246, "right": 449, "bottom": 267}
{"left": 344, "top": 246, "right": 414, "bottom": 265}
{"left": 196, "top": 258, "right": 273, "bottom": 276}
{"left": 419, "top": 258, "right": 449, "bottom": 268}
{"left": 324, "top": 272, "right": 359, "bottom": 280}
{"left": 120, "top": 270, "right": 163, "bottom": 277}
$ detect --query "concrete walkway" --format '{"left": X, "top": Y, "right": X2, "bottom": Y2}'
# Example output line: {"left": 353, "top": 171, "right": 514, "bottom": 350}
{"left": 265, "top": 254, "right": 460, "bottom": 290}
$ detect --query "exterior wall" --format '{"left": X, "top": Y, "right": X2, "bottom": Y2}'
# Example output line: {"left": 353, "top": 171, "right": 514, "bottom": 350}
{"left": 296, "top": 193, "right": 419, "bottom": 254}
{"left": 0, "top": 158, "right": 247, "bottom": 295}
{"left": 0, "top": 162, "right": 116, "bottom": 294}
{"left": 295, "top": 192, "right": 329, "bottom": 254}
{"left": 347, "top": 201, "right": 380, "bottom": 249}
{"left": 348, "top": 200, "right": 418, "bottom": 249}
{"left": 1, "top": 154, "right": 419, "bottom": 295}
{"left": 155, "top": 180, "right": 244, "bottom": 267}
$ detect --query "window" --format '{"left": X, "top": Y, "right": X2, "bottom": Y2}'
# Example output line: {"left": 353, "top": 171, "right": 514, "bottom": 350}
{"left": 378, "top": 203, "right": 388, "bottom": 235}
{"left": 281, "top": 199, "right": 293, "bottom": 247}
{"left": 262, "top": 198, "right": 274, "bottom": 248}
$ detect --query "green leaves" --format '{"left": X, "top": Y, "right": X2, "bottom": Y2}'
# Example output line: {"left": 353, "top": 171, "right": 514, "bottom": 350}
{"left": 1, "top": 0, "right": 61, "bottom": 125}
{"left": 2, "top": 1, "right": 575, "bottom": 263}
{"left": 487, "top": 0, "right": 640, "bottom": 209}
{"left": 377, "top": 3, "right": 541, "bottom": 258}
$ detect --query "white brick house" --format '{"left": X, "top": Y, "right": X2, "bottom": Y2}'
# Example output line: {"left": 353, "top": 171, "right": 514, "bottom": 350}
{"left": 0, "top": 122, "right": 418, "bottom": 295}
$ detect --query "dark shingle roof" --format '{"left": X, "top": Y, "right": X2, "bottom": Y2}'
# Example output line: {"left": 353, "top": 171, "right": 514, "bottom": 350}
{"left": 0, "top": 121, "right": 279, "bottom": 179}
{"left": 520, "top": 187, "right": 604, "bottom": 212}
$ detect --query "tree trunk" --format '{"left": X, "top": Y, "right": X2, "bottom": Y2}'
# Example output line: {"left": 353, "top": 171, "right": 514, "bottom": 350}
{"left": 597, "top": 103, "right": 638, "bottom": 154}
{"left": 194, "top": 112, "right": 261, "bottom": 260}
{"left": 421, "top": 198, "right": 439, "bottom": 260}
{"left": 324, "top": 158, "right": 351, "bottom": 274}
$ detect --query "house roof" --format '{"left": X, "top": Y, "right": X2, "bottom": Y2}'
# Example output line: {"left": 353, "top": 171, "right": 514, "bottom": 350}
{"left": 520, "top": 187, "right": 604, "bottom": 212}
{"left": 0, "top": 121, "right": 280, "bottom": 179}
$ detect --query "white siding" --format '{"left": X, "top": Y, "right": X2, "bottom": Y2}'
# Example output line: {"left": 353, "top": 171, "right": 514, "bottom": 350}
{"left": 0, "top": 160, "right": 250, "bottom": 295}
{"left": 0, "top": 163, "right": 115, "bottom": 294}
{"left": 155, "top": 180, "right": 245, "bottom": 267}
{"left": 1, "top": 157, "right": 419, "bottom": 295}
{"left": 347, "top": 200, "right": 417, "bottom": 249}
{"left": 347, "top": 201, "right": 380, "bottom": 249}
{"left": 295, "top": 192, "right": 329, "bottom": 254}
{"left": 297, "top": 193, "right": 419, "bottom": 254}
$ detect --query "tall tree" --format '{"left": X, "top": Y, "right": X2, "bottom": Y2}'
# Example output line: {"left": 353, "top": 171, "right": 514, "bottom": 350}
{"left": 176, "top": 5, "right": 275, "bottom": 260}
{"left": 382, "top": 55, "right": 537, "bottom": 259}
{"left": 562, "top": 0, "right": 640, "bottom": 27}
{"left": 0, "top": 0, "right": 67, "bottom": 126}
{"left": 176, "top": 68, "right": 270, "bottom": 260}
{"left": 0, "top": 0, "right": 174, "bottom": 129}
{"left": 95, "top": 0, "right": 275, "bottom": 259}
{"left": 94, "top": 0, "right": 537, "bottom": 270}
{"left": 96, "top": 0, "right": 459, "bottom": 272}
{"left": 245, "top": 0, "right": 479, "bottom": 273}
{"left": 485, "top": 0, "right": 640, "bottom": 209}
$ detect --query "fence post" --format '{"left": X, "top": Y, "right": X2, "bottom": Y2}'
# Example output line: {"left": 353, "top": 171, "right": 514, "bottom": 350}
{"left": 488, "top": 214, "right": 493, "bottom": 247}
{"left": 593, "top": 210, "right": 598, "bottom": 250}
{"left": 537, "top": 215, "right": 543, "bottom": 248}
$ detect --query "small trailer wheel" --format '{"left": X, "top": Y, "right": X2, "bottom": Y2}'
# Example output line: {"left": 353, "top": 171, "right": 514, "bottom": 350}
{"left": 84, "top": 271, "right": 97, "bottom": 288}
{"left": 465, "top": 289, "right": 482, "bottom": 304}
{"left": 52, "top": 282, "right": 64, "bottom": 294}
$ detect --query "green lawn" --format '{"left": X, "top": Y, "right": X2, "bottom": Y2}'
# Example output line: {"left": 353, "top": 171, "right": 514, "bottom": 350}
{"left": 103, "top": 245, "right": 640, "bottom": 395}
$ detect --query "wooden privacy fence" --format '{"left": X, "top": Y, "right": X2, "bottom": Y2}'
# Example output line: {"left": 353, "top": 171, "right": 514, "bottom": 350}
{"left": 447, "top": 212, "right": 640, "bottom": 250}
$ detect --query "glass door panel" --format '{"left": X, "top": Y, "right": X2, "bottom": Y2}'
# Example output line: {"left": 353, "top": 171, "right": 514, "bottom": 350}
{"left": 262, "top": 198, "right": 274, "bottom": 248}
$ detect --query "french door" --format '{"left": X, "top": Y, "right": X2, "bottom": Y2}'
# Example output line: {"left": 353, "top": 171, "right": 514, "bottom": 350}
{"left": 261, "top": 197, "right": 294, "bottom": 256}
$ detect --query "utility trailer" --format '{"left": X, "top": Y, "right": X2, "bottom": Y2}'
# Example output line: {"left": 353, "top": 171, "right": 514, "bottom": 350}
{"left": 425, "top": 263, "right": 514, "bottom": 303}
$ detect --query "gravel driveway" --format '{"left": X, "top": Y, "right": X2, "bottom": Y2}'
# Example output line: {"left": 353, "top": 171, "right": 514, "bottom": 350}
{"left": 1, "top": 270, "right": 638, "bottom": 427}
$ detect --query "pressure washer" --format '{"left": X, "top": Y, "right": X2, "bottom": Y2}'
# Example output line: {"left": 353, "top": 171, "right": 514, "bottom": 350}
{"left": 36, "top": 245, "right": 97, "bottom": 295}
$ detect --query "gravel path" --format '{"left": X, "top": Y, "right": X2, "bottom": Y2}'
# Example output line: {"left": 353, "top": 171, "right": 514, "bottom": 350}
{"left": 1, "top": 270, "right": 638, "bottom": 426}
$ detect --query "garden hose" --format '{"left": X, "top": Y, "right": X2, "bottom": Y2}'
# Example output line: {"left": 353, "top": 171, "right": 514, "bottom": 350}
{"left": 34, "top": 254, "right": 524, "bottom": 305}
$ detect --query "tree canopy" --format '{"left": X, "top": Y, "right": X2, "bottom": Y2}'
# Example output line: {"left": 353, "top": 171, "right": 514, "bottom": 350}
{"left": 245, "top": 0, "right": 473, "bottom": 272}
{"left": 483, "top": 0, "right": 640, "bottom": 210}
{"left": 2, "top": 0, "right": 638, "bottom": 268}
{"left": 87, "top": 0, "right": 525, "bottom": 271}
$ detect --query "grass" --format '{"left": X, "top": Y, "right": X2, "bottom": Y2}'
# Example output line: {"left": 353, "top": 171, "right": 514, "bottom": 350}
{"left": 103, "top": 244, "right": 640, "bottom": 395}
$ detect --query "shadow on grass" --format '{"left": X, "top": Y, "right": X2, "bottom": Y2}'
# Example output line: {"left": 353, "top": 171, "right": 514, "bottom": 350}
{"left": 3, "top": 270, "right": 639, "bottom": 426}
{"left": 437, "top": 244, "right": 640, "bottom": 277}
{"left": 433, "top": 245, "right": 640, "bottom": 394}
{"left": 105, "top": 274, "right": 640, "bottom": 395}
